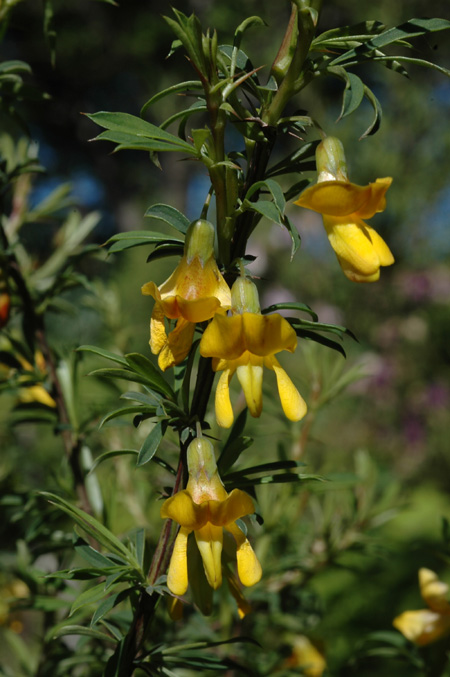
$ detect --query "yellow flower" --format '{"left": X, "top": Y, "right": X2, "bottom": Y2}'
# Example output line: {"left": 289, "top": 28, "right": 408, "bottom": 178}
{"left": 284, "top": 636, "right": 327, "bottom": 677}
{"left": 199, "top": 276, "right": 307, "bottom": 428}
{"left": 393, "top": 568, "right": 450, "bottom": 646}
{"left": 294, "top": 136, "right": 394, "bottom": 282}
{"left": 142, "top": 219, "right": 231, "bottom": 371}
{"left": 160, "top": 437, "right": 262, "bottom": 596}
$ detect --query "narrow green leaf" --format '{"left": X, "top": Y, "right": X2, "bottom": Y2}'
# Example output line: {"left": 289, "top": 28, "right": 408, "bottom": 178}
{"left": 283, "top": 214, "right": 301, "bottom": 260}
{"left": 48, "top": 624, "right": 112, "bottom": 642}
{"left": 89, "top": 449, "right": 139, "bottom": 473}
{"left": 99, "top": 406, "right": 157, "bottom": 428}
{"left": 121, "top": 391, "right": 160, "bottom": 405}
{"left": 76, "top": 345, "right": 128, "bottom": 366}
{"left": 39, "top": 492, "right": 138, "bottom": 565}
{"left": 91, "top": 589, "right": 132, "bottom": 626}
{"left": 88, "top": 367, "right": 161, "bottom": 389}
{"left": 338, "top": 71, "right": 365, "bottom": 119}
{"left": 85, "top": 111, "right": 195, "bottom": 151}
{"left": 137, "top": 420, "right": 167, "bottom": 467}
{"left": 295, "top": 329, "right": 346, "bottom": 357}
{"left": 262, "top": 302, "right": 318, "bottom": 321}
{"left": 144, "top": 204, "right": 190, "bottom": 234}
{"left": 361, "top": 84, "right": 382, "bottom": 138}
{"left": 141, "top": 80, "right": 202, "bottom": 117}
{"left": 104, "top": 230, "right": 183, "bottom": 255}
{"left": 125, "top": 353, "right": 176, "bottom": 401}
{"left": 146, "top": 244, "right": 185, "bottom": 263}
{"left": 244, "top": 199, "right": 283, "bottom": 225}
{"left": 245, "top": 178, "right": 286, "bottom": 215}
{"left": 74, "top": 538, "right": 120, "bottom": 568}
{"left": 70, "top": 582, "right": 111, "bottom": 615}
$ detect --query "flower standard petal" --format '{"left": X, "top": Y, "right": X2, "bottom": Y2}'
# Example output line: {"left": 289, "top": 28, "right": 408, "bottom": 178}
{"left": 161, "top": 490, "right": 207, "bottom": 529}
{"left": 226, "top": 522, "right": 262, "bottom": 587}
{"left": 200, "top": 314, "right": 245, "bottom": 360}
{"left": 167, "top": 527, "right": 191, "bottom": 596}
{"left": 355, "top": 177, "right": 392, "bottom": 218}
{"left": 393, "top": 609, "right": 450, "bottom": 646}
{"left": 242, "top": 313, "right": 297, "bottom": 356}
{"left": 209, "top": 489, "right": 256, "bottom": 526}
{"left": 295, "top": 181, "right": 373, "bottom": 216}
{"left": 266, "top": 356, "right": 307, "bottom": 422}
{"left": 195, "top": 523, "right": 223, "bottom": 590}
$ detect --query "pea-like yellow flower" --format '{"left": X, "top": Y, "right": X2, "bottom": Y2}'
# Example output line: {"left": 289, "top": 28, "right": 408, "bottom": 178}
{"left": 142, "top": 219, "right": 231, "bottom": 371}
{"left": 161, "top": 437, "right": 262, "bottom": 596}
{"left": 284, "top": 636, "right": 327, "bottom": 677}
{"left": 294, "top": 136, "right": 394, "bottom": 282}
{"left": 199, "top": 276, "right": 307, "bottom": 428}
{"left": 393, "top": 568, "right": 450, "bottom": 646}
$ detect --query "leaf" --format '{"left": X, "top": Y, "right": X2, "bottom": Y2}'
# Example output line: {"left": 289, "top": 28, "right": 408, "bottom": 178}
{"left": 329, "top": 18, "right": 450, "bottom": 68}
{"left": 39, "top": 492, "right": 139, "bottom": 567}
{"left": 89, "top": 449, "right": 139, "bottom": 473}
{"left": 70, "top": 581, "right": 113, "bottom": 615}
{"left": 140, "top": 80, "right": 202, "bottom": 117}
{"left": 295, "top": 329, "right": 346, "bottom": 357}
{"left": 338, "top": 71, "right": 365, "bottom": 120}
{"left": 48, "top": 624, "right": 113, "bottom": 642}
{"left": 104, "top": 230, "right": 183, "bottom": 254}
{"left": 218, "top": 408, "right": 248, "bottom": 473}
{"left": 99, "top": 406, "right": 157, "bottom": 428}
{"left": 227, "top": 472, "right": 324, "bottom": 489}
{"left": 137, "top": 420, "right": 167, "bottom": 467}
{"left": 262, "top": 302, "right": 318, "bottom": 321}
{"left": 76, "top": 345, "right": 128, "bottom": 366}
{"left": 88, "top": 367, "right": 162, "bottom": 390}
{"left": 144, "top": 203, "right": 190, "bottom": 234}
{"left": 283, "top": 214, "right": 301, "bottom": 260}
{"left": 74, "top": 537, "right": 120, "bottom": 568}
{"left": 360, "top": 84, "right": 382, "bottom": 138}
{"left": 85, "top": 111, "right": 195, "bottom": 153}
{"left": 146, "top": 244, "right": 185, "bottom": 263}
{"left": 125, "top": 353, "right": 176, "bottom": 401}
{"left": 91, "top": 588, "right": 132, "bottom": 626}
{"left": 245, "top": 178, "right": 286, "bottom": 215}
{"left": 0, "top": 60, "right": 32, "bottom": 75}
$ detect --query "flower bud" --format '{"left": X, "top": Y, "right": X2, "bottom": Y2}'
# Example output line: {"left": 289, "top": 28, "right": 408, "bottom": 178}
{"left": 315, "top": 136, "right": 348, "bottom": 183}
{"left": 231, "top": 276, "right": 261, "bottom": 314}
{"left": 186, "top": 436, "right": 218, "bottom": 482}
{"left": 184, "top": 219, "right": 215, "bottom": 265}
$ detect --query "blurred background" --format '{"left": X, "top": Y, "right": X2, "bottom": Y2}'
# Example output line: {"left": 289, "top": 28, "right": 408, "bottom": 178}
{"left": 1, "top": 1, "right": 450, "bottom": 674}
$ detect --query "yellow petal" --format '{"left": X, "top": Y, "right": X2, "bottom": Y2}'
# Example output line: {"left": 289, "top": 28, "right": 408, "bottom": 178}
{"left": 200, "top": 314, "right": 245, "bottom": 360}
{"left": 195, "top": 523, "right": 223, "bottom": 590}
{"left": 289, "top": 636, "right": 327, "bottom": 677}
{"left": 419, "top": 568, "right": 450, "bottom": 613}
{"left": 141, "top": 281, "right": 161, "bottom": 299}
{"left": 209, "top": 489, "right": 256, "bottom": 526}
{"left": 167, "top": 527, "right": 190, "bottom": 596}
{"left": 20, "top": 385, "right": 56, "bottom": 408}
{"left": 267, "top": 357, "right": 307, "bottom": 421}
{"left": 236, "top": 362, "right": 263, "bottom": 418}
{"left": 295, "top": 181, "right": 374, "bottom": 217}
{"left": 355, "top": 177, "right": 392, "bottom": 219}
{"left": 364, "top": 225, "right": 394, "bottom": 267}
{"left": 158, "top": 318, "right": 195, "bottom": 371}
{"left": 215, "top": 367, "right": 235, "bottom": 428}
{"left": 150, "top": 301, "right": 167, "bottom": 355}
{"left": 176, "top": 295, "right": 221, "bottom": 323}
{"left": 161, "top": 490, "right": 207, "bottom": 530}
{"left": 167, "top": 596, "right": 184, "bottom": 621}
{"left": 242, "top": 313, "right": 297, "bottom": 356}
{"left": 323, "top": 215, "right": 381, "bottom": 278}
{"left": 226, "top": 522, "right": 262, "bottom": 587}
{"left": 393, "top": 609, "right": 450, "bottom": 646}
